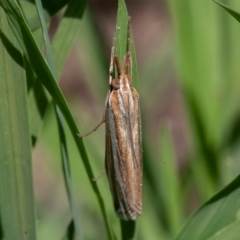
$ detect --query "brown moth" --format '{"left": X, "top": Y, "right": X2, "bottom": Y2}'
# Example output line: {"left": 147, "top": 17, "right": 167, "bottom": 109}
{"left": 79, "top": 24, "right": 142, "bottom": 221}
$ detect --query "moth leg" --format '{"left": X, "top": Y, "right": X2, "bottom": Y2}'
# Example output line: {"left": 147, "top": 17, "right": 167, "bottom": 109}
{"left": 77, "top": 117, "right": 105, "bottom": 138}
{"left": 92, "top": 167, "right": 106, "bottom": 181}
{"left": 77, "top": 91, "right": 110, "bottom": 138}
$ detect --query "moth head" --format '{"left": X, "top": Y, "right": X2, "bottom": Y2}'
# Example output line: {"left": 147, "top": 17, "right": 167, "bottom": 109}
{"left": 111, "top": 75, "right": 132, "bottom": 90}
{"left": 111, "top": 78, "right": 120, "bottom": 90}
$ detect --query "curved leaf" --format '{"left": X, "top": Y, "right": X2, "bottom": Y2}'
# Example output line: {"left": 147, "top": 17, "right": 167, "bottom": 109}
{"left": 177, "top": 175, "right": 240, "bottom": 239}
{"left": 214, "top": 1, "right": 240, "bottom": 23}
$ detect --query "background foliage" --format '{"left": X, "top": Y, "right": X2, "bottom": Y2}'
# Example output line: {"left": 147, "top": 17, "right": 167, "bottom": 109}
{"left": 1, "top": 0, "right": 240, "bottom": 239}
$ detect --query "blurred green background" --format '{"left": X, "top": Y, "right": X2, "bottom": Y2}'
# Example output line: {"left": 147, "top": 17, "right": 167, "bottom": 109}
{"left": 2, "top": 0, "right": 240, "bottom": 239}
{"left": 34, "top": 0, "right": 240, "bottom": 239}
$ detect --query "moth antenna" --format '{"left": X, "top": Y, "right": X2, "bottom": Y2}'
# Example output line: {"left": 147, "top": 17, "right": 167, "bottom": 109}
{"left": 126, "top": 17, "right": 132, "bottom": 75}
{"left": 127, "top": 17, "right": 131, "bottom": 54}
{"left": 123, "top": 52, "right": 132, "bottom": 74}
{"left": 114, "top": 56, "right": 122, "bottom": 76}
{"left": 109, "top": 36, "right": 116, "bottom": 85}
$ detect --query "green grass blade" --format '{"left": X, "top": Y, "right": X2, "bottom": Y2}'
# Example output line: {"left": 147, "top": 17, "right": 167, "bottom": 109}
{"left": 62, "top": 220, "right": 75, "bottom": 240}
{"left": 214, "top": 1, "right": 240, "bottom": 22}
{"left": 57, "top": 114, "right": 83, "bottom": 240}
{"left": 35, "top": 0, "right": 56, "bottom": 77}
{"left": 52, "top": 0, "right": 87, "bottom": 79}
{"left": 24, "top": 2, "right": 50, "bottom": 146}
{"left": 159, "top": 126, "right": 184, "bottom": 237}
{"left": 34, "top": 0, "right": 83, "bottom": 238}
{"left": 0, "top": 219, "right": 2, "bottom": 238}
{"left": 0, "top": 8, "right": 36, "bottom": 239}
{"left": 206, "top": 220, "right": 240, "bottom": 240}
{"left": 166, "top": 0, "right": 238, "bottom": 197}
{"left": 28, "top": 76, "right": 49, "bottom": 146}
{"left": 40, "top": 0, "right": 68, "bottom": 16}
{"left": 120, "top": 220, "right": 136, "bottom": 240}
{"left": 18, "top": 0, "right": 50, "bottom": 31}
{"left": 115, "top": 0, "right": 129, "bottom": 62}
{"left": 28, "top": 0, "right": 86, "bottom": 145}
{"left": 0, "top": 0, "right": 113, "bottom": 238}
{"left": 115, "top": 0, "right": 139, "bottom": 91}
{"left": 176, "top": 175, "right": 240, "bottom": 240}
{"left": 115, "top": 0, "right": 139, "bottom": 239}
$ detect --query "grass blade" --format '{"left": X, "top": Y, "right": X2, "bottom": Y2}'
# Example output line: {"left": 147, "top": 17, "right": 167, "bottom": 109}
{"left": 0, "top": 8, "right": 36, "bottom": 239}
{"left": 115, "top": 0, "right": 139, "bottom": 239}
{"left": 34, "top": 0, "right": 83, "bottom": 238}
{"left": 176, "top": 175, "right": 240, "bottom": 239}
{"left": 159, "top": 126, "right": 184, "bottom": 237}
{"left": 28, "top": 0, "right": 86, "bottom": 146}
{"left": 120, "top": 220, "right": 136, "bottom": 240}
{"left": 206, "top": 220, "right": 240, "bottom": 240}
{"left": 52, "top": 0, "right": 87, "bottom": 79}
{"left": 115, "top": 0, "right": 139, "bottom": 91}
{"left": 62, "top": 220, "right": 75, "bottom": 240}
{"left": 214, "top": 1, "right": 240, "bottom": 23}
{"left": 0, "top": 0, "right": 113, "bottom": 238}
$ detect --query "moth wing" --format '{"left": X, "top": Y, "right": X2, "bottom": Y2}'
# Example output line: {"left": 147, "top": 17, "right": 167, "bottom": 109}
{"left": 105, "top": 87, "right": 142, "bottom": 220}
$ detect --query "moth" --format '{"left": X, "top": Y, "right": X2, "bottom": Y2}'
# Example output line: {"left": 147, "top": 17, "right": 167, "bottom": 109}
{"left": 79, "top": 24, "right": 142, "bottom": 221}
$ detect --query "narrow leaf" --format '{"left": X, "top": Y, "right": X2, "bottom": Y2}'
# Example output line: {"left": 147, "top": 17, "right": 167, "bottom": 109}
{"left": 115, "top": 0, "right": 139, "bottom": 90}
{"left": 52, "top": 0, "right": 87, "bottom": 79}
{"left": 34, "top": 0, "right": 83, "bottom": 238}
{"left": 177, "top": 175, "right": 240, "bottom": 240}
{"left": 214, "top": 1, "right": 240, "bottom": 23}
{"left": 0, "top": 8, "right": 36, "bottom": 239}
{"left": 159, "top": 126, "right": 183, "bottom": 237}
{"left": 115, "top": 0, "right": 138, "bottom": 239}
{"left": 0, "top": 0, "right": 113, "bottom": 238}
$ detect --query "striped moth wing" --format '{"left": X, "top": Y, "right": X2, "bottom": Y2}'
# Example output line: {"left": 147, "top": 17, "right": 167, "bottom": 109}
{"left": 105, "top": 53, "right": 142, "bottom": 221}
